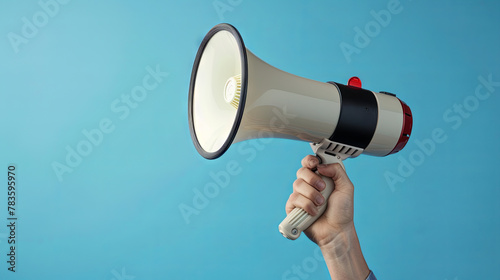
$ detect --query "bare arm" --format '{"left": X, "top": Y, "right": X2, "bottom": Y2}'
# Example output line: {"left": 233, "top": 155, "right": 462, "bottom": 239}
{"left": 285, "top": 155, "right": 370, "bottom": 280}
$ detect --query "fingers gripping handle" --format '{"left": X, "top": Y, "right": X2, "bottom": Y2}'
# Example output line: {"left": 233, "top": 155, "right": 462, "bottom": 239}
{"left": 278, "top": 174, "right": 335, "bottom": 240}
{"left": 278, "top": 154, "right": 345, "bottom": 240}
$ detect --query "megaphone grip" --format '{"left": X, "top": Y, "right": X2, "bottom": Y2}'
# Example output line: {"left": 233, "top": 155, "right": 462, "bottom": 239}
{"left": 279, "top": 174, "right": 335, "bottom": 240}
{"left": 279, "top": 153, "right": 344, "bottom": 240}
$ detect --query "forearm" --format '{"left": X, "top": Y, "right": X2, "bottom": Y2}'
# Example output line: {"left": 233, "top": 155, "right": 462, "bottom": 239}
{"left": 320, "top": 223, "right": 370, "bottom": 280}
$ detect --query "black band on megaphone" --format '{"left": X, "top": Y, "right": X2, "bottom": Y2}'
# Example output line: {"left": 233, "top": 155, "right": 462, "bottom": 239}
{"left": 327, "top": 82, "right": 378, "bottom": 149}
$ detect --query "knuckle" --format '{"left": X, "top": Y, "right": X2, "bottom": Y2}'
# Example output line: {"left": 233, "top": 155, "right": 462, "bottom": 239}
{"left": 304, "top": 203, "right": 317, "bottom": 216}
{"left": 305, "top": 155, "right": 316, "bottom": 161}
{"left": 307, "top": 174, "right": 321, "bottom": 187}
{"left": 296, "top": 167, "right": 307, "bottom": 178}
{"left": 303, "top": 186, "right": 316, "bottom": 199}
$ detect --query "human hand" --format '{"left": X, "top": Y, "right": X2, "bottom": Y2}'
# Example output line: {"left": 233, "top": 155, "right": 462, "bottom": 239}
{"left": 285, "top": 154, "right": 355, "bottom": 247}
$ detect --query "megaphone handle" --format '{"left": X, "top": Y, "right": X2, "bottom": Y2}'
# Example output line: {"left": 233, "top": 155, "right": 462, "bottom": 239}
{"left": 278, "top": 152, "right": 344, "bottom": 240}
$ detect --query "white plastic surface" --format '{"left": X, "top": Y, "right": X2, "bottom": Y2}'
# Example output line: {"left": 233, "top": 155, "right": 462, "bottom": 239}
{"left": 364, "top": 91, "right": 404, "bottom": 156}
{"left": 233, "top": 50, "right": 341, "bottom": 144}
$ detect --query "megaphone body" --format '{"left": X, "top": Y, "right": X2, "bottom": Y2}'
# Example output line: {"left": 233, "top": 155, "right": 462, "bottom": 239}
{"left": 188, "top": 23, "right": 412, "bottom": 239}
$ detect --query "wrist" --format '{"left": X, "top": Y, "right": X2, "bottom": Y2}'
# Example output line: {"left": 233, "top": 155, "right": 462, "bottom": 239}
{"left": 318, "top": 222, "right": 356, "bottom": 258}
{"left": 319, "top": 222, "right": 370, "bottom": 280}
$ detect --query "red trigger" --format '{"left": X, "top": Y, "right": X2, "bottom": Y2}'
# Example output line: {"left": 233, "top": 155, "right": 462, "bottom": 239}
{"left": 348, "top": 76, "right": 362, "bottom": 88}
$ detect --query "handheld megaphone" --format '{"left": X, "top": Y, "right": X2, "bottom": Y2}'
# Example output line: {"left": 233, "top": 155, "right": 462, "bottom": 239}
{"left": 188, "top": 24, "right": 412, "bottom": 240}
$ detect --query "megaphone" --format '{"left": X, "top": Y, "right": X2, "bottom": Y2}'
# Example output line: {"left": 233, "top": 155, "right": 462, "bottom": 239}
{"left": 188, "top": 23, "right": 412, "bottom": 240}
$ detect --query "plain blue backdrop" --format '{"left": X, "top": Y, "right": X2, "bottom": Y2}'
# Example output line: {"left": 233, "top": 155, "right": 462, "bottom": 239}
{"left": 1, "top": 0, "right": 499, "bottom": 279}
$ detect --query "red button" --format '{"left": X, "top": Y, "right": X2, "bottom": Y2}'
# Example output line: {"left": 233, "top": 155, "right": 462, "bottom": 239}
{"left": 348, "top": 76, "right": 362, "bottom": 88}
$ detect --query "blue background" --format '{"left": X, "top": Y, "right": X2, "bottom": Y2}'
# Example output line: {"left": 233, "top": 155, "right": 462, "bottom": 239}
{"left": 1, "top": 0, "right": 499, "bottom": 279}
